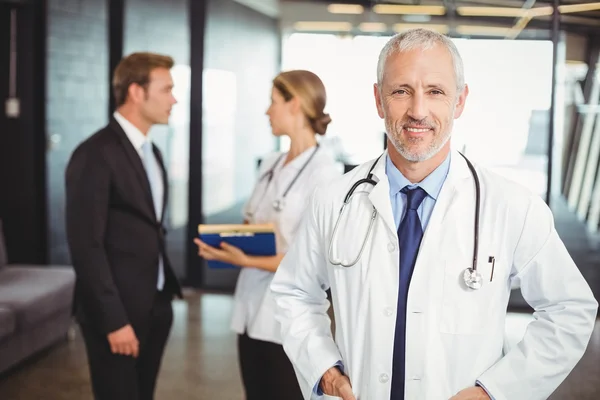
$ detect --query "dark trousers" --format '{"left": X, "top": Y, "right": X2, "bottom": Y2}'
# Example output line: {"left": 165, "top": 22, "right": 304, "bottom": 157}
{"left": 80, "top": 291, "right": 174, "bottom": 400}
{"left": 238, "top": 332, "right": 304, "bottom": 400}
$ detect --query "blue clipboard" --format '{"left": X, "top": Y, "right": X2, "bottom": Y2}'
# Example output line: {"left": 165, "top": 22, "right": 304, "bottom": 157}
{"left": 197, "top": 223, "right": 276, "bottom": 269}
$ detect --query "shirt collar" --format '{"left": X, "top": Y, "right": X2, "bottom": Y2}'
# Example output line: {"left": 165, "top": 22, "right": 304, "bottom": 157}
{"left": 386, "top": 151, "right": 451, "bottom": 200}
{"left": 113, "top": 111, "right": 149, "bottom": 152}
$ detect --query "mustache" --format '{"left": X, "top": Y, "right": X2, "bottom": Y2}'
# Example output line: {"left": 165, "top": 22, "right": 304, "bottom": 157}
{"left": 396, "top": 118, "right": 436, "bottom": 130}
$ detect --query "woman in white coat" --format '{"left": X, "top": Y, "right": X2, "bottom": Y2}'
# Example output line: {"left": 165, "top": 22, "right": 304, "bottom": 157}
{"left": 194, "top": 70, "right": 341, "bottom": 400}
{"left": 270, "top": 29, "right": 598, "bottom": 400}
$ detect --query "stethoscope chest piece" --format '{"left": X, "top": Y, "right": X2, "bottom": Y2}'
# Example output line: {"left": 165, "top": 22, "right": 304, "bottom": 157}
{"left": 248, "top": 145, "right": 320, "bottom": 216}
{"left": 463, "top": 268, "right": 483, "bottom": 290}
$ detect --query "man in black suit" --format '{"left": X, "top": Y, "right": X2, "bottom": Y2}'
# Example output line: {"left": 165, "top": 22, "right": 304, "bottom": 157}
{"left": 65, "top": 52, "right": 182, "bottom": 400}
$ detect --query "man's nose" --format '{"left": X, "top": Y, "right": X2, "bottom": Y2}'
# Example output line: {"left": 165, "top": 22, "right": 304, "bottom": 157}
{"left": 407, "top": 93, "right": 427, "bottom": 121}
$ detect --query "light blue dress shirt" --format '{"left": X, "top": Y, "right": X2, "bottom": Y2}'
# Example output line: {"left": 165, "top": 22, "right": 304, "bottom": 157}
{"left": 386, "top": 152, "right": 451, "bottom": 231}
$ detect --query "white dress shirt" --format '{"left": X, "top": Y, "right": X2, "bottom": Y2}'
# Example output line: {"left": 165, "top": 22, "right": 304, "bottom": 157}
{"left": 113, "top": 111, "right": 165, "bottom": 290}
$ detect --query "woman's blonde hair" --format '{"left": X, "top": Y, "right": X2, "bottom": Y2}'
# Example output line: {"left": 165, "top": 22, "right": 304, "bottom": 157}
{"left": 273, "top": 70, "right": 331, "bottom": 135}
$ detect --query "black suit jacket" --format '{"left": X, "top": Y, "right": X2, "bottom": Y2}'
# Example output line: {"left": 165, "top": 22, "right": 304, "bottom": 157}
{"left": 65, "top": 117, "right": 182, "bottom": 335}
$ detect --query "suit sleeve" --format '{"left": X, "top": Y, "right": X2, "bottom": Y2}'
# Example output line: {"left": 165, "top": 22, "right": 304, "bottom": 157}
{"left": 65, "top": 145, "right": 129, "bottom": 334}
{"left": 270, "top": 189, "right": 343, "bottom": 399}
{"left": 477, "top": 195, "right": 598, "bottom": 400}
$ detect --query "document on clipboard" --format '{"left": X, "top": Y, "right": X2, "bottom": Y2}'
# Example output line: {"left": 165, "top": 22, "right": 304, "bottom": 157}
{"left": 197, "top": 223, "right": 276, "bottom": 269}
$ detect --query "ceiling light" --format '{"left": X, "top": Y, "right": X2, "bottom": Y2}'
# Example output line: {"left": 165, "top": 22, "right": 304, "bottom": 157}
{"left": 327, "top": 4, "right": 364, "bottom": 14}
{"left": 359, "top": 22, "right": 388, "bottom": 32}
{"left": 457, "top": 3, "right": 600, "bottom": 18}
{"left": 373, "top": 5, "right": 446, "bottom": 15}
{"left": 527, "top": 7, "right": 553, "bottom": 17}
{"left": 293, "top": 21, "right": 353, "bottom": 32}
{"left": 456, "top": 6, "right": 553, "bottom": 18}
{"left": 559, "top": 2, "right": 600, "bottom": 13}
{"left": 457, "top": 6, "right": 528, "bottom": 17}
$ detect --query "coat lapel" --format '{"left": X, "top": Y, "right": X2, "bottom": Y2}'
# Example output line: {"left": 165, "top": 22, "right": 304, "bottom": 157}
{"left": 427, "top": 150, "right": 473, "bottom": 228}
{"left": 368, "top": 151, "right": 397, "bottom": 236}
{"left": 409, "top": 150, "right": 474, "bottom": 302}
{"left": 109, "top": 117, "right": 157, "bottom": 221}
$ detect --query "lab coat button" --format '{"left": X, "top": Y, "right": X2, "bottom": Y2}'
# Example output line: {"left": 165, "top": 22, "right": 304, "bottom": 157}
{"left": 379, "top": 373, "right": 390, "bottom": 383}
{"left": 387, "top": 242, "right": 396, "bottom": 252}
{"left": 383, "top": 307, "right": 394, "bottom": 317}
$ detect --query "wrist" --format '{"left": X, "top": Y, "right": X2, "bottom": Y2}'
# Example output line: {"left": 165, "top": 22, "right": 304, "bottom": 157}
{"left": 476, "top": 386, "right": 491, "bottom": 399}
{"left": 240, "top": 254, "right": 252, "bottom": 268}
{"left": 320, "top": 366, "right": 343, "bottom": 393}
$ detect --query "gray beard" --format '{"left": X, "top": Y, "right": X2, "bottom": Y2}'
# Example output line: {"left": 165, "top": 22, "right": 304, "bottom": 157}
{"left": 385, "top": 115, "right": 453, "bottom": 162}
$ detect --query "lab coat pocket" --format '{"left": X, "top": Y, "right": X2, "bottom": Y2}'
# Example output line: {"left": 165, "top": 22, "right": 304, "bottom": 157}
{"left": 440, "top": 258, "right": 495, "bottom": 335}
{"left": 322, "top": 395, "right": 343, "bottom": 400}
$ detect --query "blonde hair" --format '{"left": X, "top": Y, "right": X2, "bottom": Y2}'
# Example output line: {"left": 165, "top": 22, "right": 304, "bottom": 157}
{"left": 273, "top": 70, "right": 331, "bottom": 135}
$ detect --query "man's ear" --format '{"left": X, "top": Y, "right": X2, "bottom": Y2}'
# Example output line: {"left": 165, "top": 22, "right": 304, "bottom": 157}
{"left": 374, "top": 83, "right": 384, "bottom": 119}
{"left": 454, "top": 84, "right": 469, "bottom": 119}
{"left": 127, "top": 83, "right": 145, "bottom": 104}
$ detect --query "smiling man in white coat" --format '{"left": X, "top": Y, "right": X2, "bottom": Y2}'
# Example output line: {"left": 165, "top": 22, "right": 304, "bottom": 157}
{"left": 270, "top": 28, "right": 598, "bottom": 400}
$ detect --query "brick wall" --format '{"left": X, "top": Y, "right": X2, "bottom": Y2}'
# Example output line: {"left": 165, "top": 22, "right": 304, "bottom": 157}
{"left": 46, "top": 0, "right": 109, "bottom": 264}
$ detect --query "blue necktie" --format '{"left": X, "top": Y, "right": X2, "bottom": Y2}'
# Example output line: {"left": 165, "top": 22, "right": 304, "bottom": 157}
{"left": 390, "top": 186, "right": 427, "bottom": 400}
{"left": 141, "top": 141, "right": 165, "bottom": 291}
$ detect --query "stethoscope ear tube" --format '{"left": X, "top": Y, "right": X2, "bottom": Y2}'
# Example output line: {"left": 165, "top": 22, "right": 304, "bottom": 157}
{"left": 328, "top": 201, "right": 378, "bottom": 268}
{"left": 328, "top": 154, "right": 381, "bottom": 268}
{"left": 458, "top": 152, "right": 481, "bottom": 273}
{"left": 458, "top": 152, "right": 482, "bottom": 290}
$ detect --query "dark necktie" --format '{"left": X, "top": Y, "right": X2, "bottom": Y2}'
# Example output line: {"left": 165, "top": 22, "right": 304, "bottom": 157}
{"left": 390, "top": 186, "right": 428, "bottom": 400}
{"left": 141, "top": 141, "right": 164, "bottom": 290}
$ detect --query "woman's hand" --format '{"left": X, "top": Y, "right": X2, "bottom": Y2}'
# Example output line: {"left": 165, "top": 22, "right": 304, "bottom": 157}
{"left": 193, "top": 238, "right": 250, "bottom": 267}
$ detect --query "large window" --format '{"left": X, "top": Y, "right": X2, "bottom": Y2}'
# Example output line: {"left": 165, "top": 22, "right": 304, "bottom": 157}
{"left": 452, "top": 38, "right": 553, "bottom": 198}
{"left": 282, "top": 33, "right": 391, "bottom": 164}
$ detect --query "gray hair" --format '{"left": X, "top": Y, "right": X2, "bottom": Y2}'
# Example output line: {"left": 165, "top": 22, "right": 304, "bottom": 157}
{"left": 377, "top": 28, "right": 465, "bottom": 91}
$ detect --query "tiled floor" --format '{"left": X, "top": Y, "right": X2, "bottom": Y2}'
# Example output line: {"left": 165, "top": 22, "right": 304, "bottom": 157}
{"left": 0, "top": 292, "right": 245, "bottom": 400}
{"left": 0, "top": 291, "right": 598, "bottom": 400}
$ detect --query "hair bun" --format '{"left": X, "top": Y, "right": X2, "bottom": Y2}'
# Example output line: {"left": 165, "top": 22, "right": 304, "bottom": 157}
{"left": 313, "top": 113, "right": 332, "bottom": 136}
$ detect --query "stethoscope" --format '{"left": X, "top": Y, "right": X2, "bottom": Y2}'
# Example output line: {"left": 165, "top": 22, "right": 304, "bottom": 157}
{"left": 328, "top": 152, "right": 484, "bottom": 290}
{"left": 245, "top": 145, "right": 320, "bottom": 218}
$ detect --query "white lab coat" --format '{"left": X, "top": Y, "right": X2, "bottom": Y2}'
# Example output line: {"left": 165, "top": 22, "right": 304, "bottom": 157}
{"left": 270, "top": 150, "right": 598, "bottom": 400}
{"left": 230, "top": 145, "right": 342, "bottom": 344}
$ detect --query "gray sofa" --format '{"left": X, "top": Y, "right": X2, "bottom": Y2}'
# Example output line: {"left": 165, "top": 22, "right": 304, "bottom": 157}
{"left": 0, "top": 219, "right": 76, "bottom": 375}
